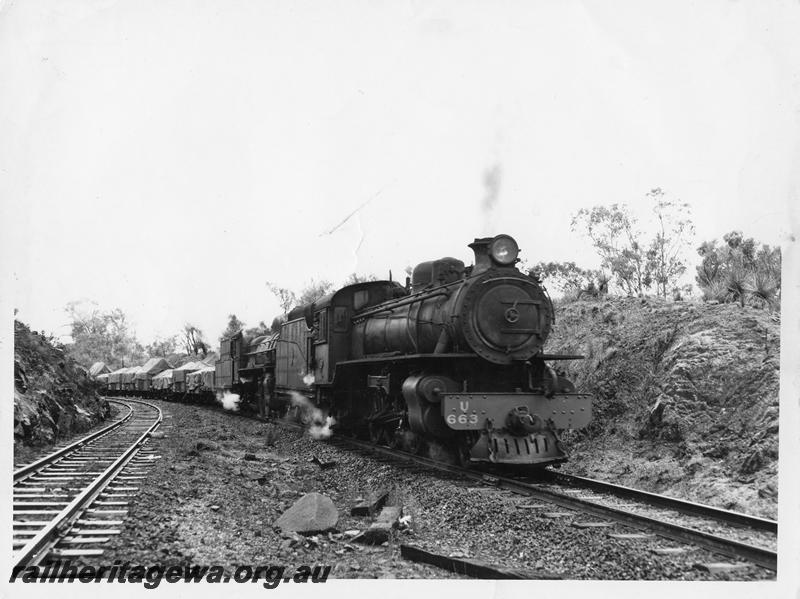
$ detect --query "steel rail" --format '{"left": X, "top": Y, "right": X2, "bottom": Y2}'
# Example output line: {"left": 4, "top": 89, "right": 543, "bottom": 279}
{"left": 11, "top": 399, "right": 163, "bottom": 571}
{"left": 317, "top": 432, "right": 777, "bottom": 571}
{"left": 539, "top": 469, "right": 777, "bottom": 533}
{"left": 13, "top": 400, "right": 134, "bottom": 484}
{"left": 143, "top": 401, "right": 778, "bottom": 571}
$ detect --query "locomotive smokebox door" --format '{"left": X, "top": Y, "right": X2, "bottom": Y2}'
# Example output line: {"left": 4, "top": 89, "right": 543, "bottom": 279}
{"left": 456, "top": 273, "right": 553, "bottom": 364}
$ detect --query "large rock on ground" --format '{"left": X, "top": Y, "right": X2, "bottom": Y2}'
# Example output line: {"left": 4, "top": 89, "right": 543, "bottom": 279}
{"left": 274, "top": 493, "right": 338, "bottom": 535}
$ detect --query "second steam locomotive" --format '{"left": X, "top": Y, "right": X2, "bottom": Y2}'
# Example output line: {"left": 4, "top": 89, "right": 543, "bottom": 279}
{"left": 104, "top": 234, "right": 592, "bottom": 467}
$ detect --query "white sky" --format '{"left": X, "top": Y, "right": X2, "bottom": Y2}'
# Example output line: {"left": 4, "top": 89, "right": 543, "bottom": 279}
{"left": 2, "top": 0, "right": 799, "bottom": 346}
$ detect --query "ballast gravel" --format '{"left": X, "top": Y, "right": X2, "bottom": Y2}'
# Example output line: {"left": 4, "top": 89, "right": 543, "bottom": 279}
{"left": 74, "top": 400, "right": 775, "bottom": 580}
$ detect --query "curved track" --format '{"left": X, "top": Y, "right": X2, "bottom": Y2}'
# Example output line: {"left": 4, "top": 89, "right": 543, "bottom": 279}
{"left": 12, "top": 399, "right": 163, "bottom": 570}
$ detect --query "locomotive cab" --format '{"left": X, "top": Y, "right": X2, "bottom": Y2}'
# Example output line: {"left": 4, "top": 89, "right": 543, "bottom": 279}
{"left": 276, "top": 281, "right": 408, "bottom": 396}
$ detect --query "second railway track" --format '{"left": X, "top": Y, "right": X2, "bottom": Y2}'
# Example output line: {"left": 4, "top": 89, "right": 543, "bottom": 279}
{"left": 12, "top": 399, "right": 163, "bottom": 572}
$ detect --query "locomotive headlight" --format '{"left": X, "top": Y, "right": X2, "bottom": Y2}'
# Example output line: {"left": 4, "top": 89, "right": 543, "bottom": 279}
{"left": 489, "top": 235, "right": 519, "bottom": 265}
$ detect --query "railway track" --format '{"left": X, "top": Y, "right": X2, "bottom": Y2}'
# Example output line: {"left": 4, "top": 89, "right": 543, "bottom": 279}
{"left": 12, "top": 399, "right": 163, "bottom": 571}
{"left": 320, "top": 431, "right": 777, "bottom": 572}
{"left": 91, "top": 397, "right": 778, "bottom": 575}
{"left": 538, "top": 469, "right": 777, "bottom": 533}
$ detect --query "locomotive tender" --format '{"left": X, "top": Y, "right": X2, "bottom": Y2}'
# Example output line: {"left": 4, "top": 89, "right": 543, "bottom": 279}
{"left": 103, "top": 234, "right": 592, "bottom": 467}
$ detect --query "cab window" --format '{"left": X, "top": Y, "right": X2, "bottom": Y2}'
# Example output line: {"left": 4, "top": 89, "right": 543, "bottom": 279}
{"left": 353, "top": 290, "right": 369, "bottom": 311}
{"left": 314, "top": 310, "right": 328, "bottom": 343}
{"left": 333, "top": 306, "right": 349, "bottom": 332}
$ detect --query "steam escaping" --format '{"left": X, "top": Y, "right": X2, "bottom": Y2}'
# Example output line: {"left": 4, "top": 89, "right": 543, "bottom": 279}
{"left": 290, "top": 391, "right": 336, "bottom": 440}
{"left": 216, "top": 390, "right": 241, "bottom": 412}
{"left": 302, "top": 373, "right": 315, "bottom": 386}
{"left": 481, "top": 163, "right": 502, "bottom": 235}
{"left": 310, "top": 416, "right": 336, "bottom": 440}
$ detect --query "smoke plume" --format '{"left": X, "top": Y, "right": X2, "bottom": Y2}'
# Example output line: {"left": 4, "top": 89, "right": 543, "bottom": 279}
{"left": 481, "top": 163, "right": 502, "bottom": 235}
{"left": 216, "top": 390, "right": 241, "bottom": 412}
{"left": 290, "top": 391, "right": 336, "bottom": 440}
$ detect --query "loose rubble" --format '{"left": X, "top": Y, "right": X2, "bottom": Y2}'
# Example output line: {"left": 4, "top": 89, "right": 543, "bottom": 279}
{"left": 75, "top": 400, "right": 774, "bottom": 580}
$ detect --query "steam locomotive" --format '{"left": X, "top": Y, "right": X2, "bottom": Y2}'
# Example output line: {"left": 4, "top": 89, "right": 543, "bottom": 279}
{"left": 102, "top": 234, "right": 592, "bottom": 467}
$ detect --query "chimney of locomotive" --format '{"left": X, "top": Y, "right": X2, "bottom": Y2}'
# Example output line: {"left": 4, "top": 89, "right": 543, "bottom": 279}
{"left": 469, "top": 237, "right": 494, "bottom": 274}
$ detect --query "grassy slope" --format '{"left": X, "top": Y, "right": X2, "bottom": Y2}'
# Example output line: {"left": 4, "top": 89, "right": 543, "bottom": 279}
{"left": 547, "top": 297, "right": 779, "bottom": 519}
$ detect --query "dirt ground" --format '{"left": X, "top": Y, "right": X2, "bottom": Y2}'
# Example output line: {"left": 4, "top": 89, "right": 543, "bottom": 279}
{"left": 74, "top": 400, "right": 773, "bottom": 581}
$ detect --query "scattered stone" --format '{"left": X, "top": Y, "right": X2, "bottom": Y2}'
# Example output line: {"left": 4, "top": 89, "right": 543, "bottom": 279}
{"left": 310, "top": 456, "right": 337, "bottom": 470}
{"left": 272, "top": 482, "right": 299, "bottom": 499}
{"left": 279, "top": 531, "right": 304, "bottom": 543}
{"left": 354, "top": 506, "right": 401, "bottom": 545}
{"left": 343, "top": 530, "right": 361, "bottom": 538}
{"left": 274, "top": 492, "right": 339, "bottom": 535}
{"left": 151, "top": 431, "right": 166, "bottom": 439}
{"left": 244, "top": 471, "right": 269, "bottom": 483}
{"left": 210, "top": 505, "right": 220, "bottom": 511}
{"left": 243, "top": 452, "right": 258, "bottom": 461}
{"left": 351, "top": 489, "right": 389, "bottom": 517}
{"left": 195, "top": 440, "right": 219, "bottom": 451}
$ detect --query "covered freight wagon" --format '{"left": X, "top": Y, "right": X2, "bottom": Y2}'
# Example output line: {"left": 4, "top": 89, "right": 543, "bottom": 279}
{"left": 134, "top": 357, "right": 172, "bottom": 394}
{"left": 172, "top": 361, "right": 205, "bottom": 394}
{"left": 151, "top": 368, "right": 175, "bottom": 397}
{"left": 89, "top": 362, "right": 111, "bottom": 378}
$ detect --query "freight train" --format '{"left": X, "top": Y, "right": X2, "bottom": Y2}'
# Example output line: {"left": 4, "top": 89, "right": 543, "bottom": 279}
{"left": 98, "top": 234, "right": 592, "bottom": 467}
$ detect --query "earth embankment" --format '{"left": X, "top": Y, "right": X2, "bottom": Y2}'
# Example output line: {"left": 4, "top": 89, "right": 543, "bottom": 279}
{"left": 548, "top": 297, "right": 779, "bottom": 519}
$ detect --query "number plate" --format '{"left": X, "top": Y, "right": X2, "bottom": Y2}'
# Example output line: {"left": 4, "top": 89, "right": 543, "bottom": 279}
{"left": 440, "top": 392, "right": 592, "bottom": 430}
